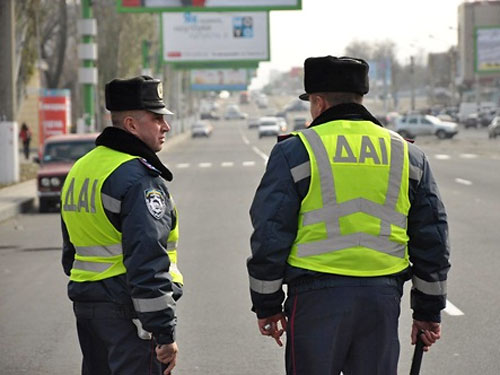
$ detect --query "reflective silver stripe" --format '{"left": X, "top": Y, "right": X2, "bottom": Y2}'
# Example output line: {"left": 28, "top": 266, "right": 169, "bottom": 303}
{"left": 302, "top": 129, "right": 337, "bottom": 205}
{"left": 290, "top": 161, "right": 311, "bottom": 183}
{"left": 76, "top": 244, "right": 122, "bottom": 257}
{"left": 297, "top": 129, "right": 407, "bottom": 258}
{"left": 380, "top": 136, "right": 405, "bottom": 235}
{"left": 166, "top": 241, "right": 177, "bottom": 251}
{"left": 249, "top": 275, "right": 283, "bottom": 294}
{"left": 132, "top": 293, "right": 176, "bottom": 313}
{"left": 409, "top": 163, "right": 423, "bottom": 182}
{"left": 73, "top": 260, "right": 113, "bottom": 273}
{"left": 298, "top": 234, "right": 406, "bottom": 258}
{"left": 101, "top": 193, "right": 121, "bottom": 213}
{"left": 412, "top": 276, "right": 447, "bottom": 296}
{"left": 303, "top": 199, "right": 406, "bottom": 228}
{"left": 169, "top": 262, "right": 180, "bottom": 275}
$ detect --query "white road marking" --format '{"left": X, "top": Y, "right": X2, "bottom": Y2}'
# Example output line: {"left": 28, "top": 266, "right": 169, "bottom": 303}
{"left": 455, "top": 178, "right": 472, "bottom": 186}
{"left": 243, "top": 161, "right": 256, "bottom": 167}
{"left": 460, "top": 153, "right": 478, "bottom": 159}
{"left": 435, "top": 154, "right": 451, "bottom": 160}
{"left": 221, "top": 162, "right": 234, "bottom": 167}
{"left": 242, "top": 135, "right": 250, "bottom": 145}
{"left": 198, "top": 162, "right": 212, "bottom": 168}
{"left": 176, "top": 163, "right": 190, "bottom": 168}
{"left": 251, "top": 146, "right": 269, "bottom": 162}
{"left": 444, "top": 299, "right": 464, "bottom": 316}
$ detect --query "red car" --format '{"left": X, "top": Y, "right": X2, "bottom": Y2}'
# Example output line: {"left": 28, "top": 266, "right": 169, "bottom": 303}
{"left": 36, "top": 133, "right": 98, "bottom": 212}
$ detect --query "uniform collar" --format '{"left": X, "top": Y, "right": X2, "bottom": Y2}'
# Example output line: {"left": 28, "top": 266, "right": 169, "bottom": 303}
{"left": 96, "top": 127, "right": 173, "bottom": 181}
{"left": 309, "top": 103, "right": 382, "bottom": 128}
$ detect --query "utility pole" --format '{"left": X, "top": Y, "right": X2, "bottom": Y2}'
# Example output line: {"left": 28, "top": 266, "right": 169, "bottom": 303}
{"left": 77, "top": 0, "right": 98, "bottom": 132}
{"left": 410, "top": 56, "right": 416, "bottom": 112}
{"left": 0, "top": 0, "right": 16, "bottom": 122}
{"left": 0, "top": 0, "right": 19, "bottom": 184}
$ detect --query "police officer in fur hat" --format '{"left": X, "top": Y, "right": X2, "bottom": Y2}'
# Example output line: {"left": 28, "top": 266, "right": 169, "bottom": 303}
{"left": 247, "top": 56, "right": 450, "bottom": 374}
{"left": 61, "top": 76, "right": 183, "bottom": 375}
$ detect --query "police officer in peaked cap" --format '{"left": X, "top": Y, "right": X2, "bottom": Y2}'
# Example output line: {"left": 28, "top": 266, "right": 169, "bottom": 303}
{"left": 247, "top": 56, "right": 450, "bottom": 374}
{"left": 61, "top": 75, "right": 183, "bottom": 375}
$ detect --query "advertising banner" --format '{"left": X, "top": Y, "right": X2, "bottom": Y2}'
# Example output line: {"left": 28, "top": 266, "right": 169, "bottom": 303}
{"left": 190, "top": 69, "right": 248, "bottom": 90}
{"left": 162, "top": 11, "right": 269, "bottom": 63}
{"left": 118, "top": 0, "right": 301, "bottom": 12}
{"left": 475, "top": 27, "right": 500, "bottom": 73}
{"left": 38, "top": 89, "right": 71, "bottom": 148}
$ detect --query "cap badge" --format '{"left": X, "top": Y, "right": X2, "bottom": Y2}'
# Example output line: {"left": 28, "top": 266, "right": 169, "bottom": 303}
{"left": 157, "top": 82, "right": 163, "bottom": 99}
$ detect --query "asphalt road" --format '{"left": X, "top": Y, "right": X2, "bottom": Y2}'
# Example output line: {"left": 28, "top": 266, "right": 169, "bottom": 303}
{"left": 0, "top": 99, "right": 499, "bottom": 374}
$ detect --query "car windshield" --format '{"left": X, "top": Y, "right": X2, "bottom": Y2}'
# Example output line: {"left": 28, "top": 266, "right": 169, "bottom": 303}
{"left": 43, "top": 140, "right": 95, "bottom": 163}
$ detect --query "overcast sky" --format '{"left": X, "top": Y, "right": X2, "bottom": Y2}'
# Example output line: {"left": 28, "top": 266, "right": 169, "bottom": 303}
{"left": 250, "top": 0, "right": 466, "bottom": 88}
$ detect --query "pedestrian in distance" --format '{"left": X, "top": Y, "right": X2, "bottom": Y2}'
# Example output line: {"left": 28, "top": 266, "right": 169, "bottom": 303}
{"left": 19, "top": 122, "right": 32, "bottom": 160}
{"left": 247, "top": 56, "right": 450, "bottom": 375}
{"left": 61, "top": 75, "right": 183, "bottom": 375}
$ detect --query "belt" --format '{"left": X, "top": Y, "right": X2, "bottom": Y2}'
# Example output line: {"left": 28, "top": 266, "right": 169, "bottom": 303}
{"left": 73, "top": 302, "right": 137, "bottom": 319}
{"left": 288, "top": 274, "right": 404, "bottom": 295}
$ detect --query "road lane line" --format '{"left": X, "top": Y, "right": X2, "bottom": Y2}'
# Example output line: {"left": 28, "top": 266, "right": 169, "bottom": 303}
{"left": 251, "top": 146, "right": 269, "bottom": 162}
{"left": 198, "top": 162, "right": 212, "bottom": 168}
{"left": 221, "top": 162, "right": 234, "bottom": 167}
{"left": 176, "top": 163, "right": 190, "bottom": 168}
{"left": 455, "top": 178, "right": 472, "bottom": 186}
{"left": 435, "top": 154, "right": 451, "bottom": 160}
{"left": 460, "top": 153, "right": 478, "bottom": 159}
{"left": 242, "top": 135, "right": 250, "bottom": 145}
{"left": 444, "top": 299, "right": 464, "bottom": 316}
{"left": 243, "top": 161, "right": 256, "bottom": 167}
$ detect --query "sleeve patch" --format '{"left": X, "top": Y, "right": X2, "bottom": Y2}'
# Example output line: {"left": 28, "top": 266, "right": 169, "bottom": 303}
{"left": 144, "top": 188, "right": 166, "bottom": 219}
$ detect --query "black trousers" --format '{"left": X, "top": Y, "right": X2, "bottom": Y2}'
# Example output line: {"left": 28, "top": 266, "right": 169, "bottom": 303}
{"left": 73, "top": 302, "right": 165, "bottom": 375}
{"left": 285, "top": 277, "right": 403, "bottom": 375}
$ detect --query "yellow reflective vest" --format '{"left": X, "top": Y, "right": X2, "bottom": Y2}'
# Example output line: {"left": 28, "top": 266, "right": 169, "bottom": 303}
{"left": 288, "top": 120, "right": 411, "bottom": 277}
{"left": 61, "top": 146, "right": 182, "bottom": 284}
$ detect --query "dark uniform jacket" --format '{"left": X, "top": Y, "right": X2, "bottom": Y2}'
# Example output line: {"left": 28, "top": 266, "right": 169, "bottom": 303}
{"left": 247, "top": 103, "right": 450, "bottom": 323}
{"left": 61, "top": 127, "right": 182, "bottom": 345}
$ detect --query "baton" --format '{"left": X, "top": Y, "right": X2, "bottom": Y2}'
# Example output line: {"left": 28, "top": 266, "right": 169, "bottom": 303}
{"left": 409, "top": 330, "right": 425, "bottom": 375}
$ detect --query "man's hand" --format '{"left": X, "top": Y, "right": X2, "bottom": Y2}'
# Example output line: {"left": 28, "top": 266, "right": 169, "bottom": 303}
{"left": 156, "top": 342, "right": 178, "bottom": 375}
{"left": 258, "top": 313, "right": 287, "bottom": 347}
{"left": 411, "top": 320, "right": 441, "bottom": 352}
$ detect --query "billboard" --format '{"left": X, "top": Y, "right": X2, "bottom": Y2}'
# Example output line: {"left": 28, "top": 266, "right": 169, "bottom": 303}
{"left": 190, "top": 69, "right": 248, "bottom": 90}
{"left": 475, "top": 27, "right": 500, "bottom": 73}
{"left": 162, "top": 12, "right": 269, "bottom": 63}
{"left": 38, "top": 89, "right": 71, "bottom": 148}
{"left": 118, "top": 0, "right": 301, "bottom": 12}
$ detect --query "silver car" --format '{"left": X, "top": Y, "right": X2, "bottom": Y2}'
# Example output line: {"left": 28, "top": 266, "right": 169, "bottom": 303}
{"left": 395, "top": 114, "right": 458, "bottom": 139}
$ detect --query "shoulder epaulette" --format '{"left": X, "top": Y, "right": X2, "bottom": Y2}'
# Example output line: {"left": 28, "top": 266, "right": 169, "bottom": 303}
{"left": 139, "top": 158, "right": 161, "bottom": 174}
{"left": 277, "top": 133, "right": 296, "bottom": 143}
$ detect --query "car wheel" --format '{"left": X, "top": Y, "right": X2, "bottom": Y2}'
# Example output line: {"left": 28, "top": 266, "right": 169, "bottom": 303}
{"left": 436, "top": 130, "right": 447, "bottom": 139}
{"left": 39, "top": 198, "right": 49, "bottom": 213}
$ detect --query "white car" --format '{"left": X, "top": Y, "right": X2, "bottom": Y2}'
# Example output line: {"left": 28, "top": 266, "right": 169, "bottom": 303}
{"left": 395, "top": 114, "right": 458, "bottom": 139}
{"left": 258, "top": 116, "right": 282, "bottom": 138}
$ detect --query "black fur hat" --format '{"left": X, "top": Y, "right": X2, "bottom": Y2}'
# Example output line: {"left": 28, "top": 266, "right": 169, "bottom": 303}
{"left": 299, "top": 56, "right": 369, "bottom": 101}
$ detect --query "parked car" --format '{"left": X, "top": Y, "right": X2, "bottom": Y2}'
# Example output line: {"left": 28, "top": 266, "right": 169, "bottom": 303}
{"left": 191, "top": 120, "right": 213, "bottom": 138}
{"left": 292, "top": 117, "right": 308, "bottom": 130}
{"left": 256, "top": 94, "right": 269, "bottom": 109}
{"left": 247, "top": 117, "right": 260, "bottom": 129}
{"left": 35, "top": 133, "right": 98, "bottom": 212}
{"left": 258, "top": 116, "right": 282, "bottom": 138}
{"left": 488, "top": 116, "right": 500, "bottom": 138}
{"left": 200, "top": 111, "right": 220, "bottom": 120}
{"left": 223, "top": 104, "right": 247, "bottom": 120}
{"left": 395, "top": 114, "right": 458, "bottom": 139}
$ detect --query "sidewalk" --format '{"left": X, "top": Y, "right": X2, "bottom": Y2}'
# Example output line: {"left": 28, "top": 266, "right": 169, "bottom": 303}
{"left": 0, "top": 130, "right": 190, "bottom": 223}
{"left": 0, "top": 179, "right": 36, "bottom": 222}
